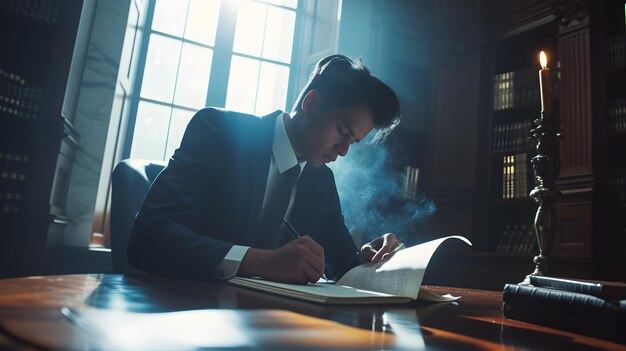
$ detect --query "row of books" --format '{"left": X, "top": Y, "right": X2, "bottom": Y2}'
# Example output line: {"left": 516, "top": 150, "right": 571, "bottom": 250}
{"left": 0, "top": 0, "right": 60, "bottom": 24}
{"left": 503, "top": 276, "right": 626, "bottom": 343}
{"left": 502, "top": 153, "right": 529, "bottom": 199}
{"left": 493, "top": 67, "right": 558, "bottom": 111}
{"left": 608, "top": 168, "right": 626, "bottom": 206}
{"left": 608, "top": 98, "right": 626, "bottom": 134}
{"left": 607, "top": 34, "right": 625, "bottom": 70}
{"left": 0, "top": 191, "right": 21, "bottom": 214}
{"left": 495, "top": 224, "right": 537, "bottom": 254}
{"left": 0, "top": 68, "right": 43, "bottom": 120}
{"left": 492, "top": 120, "right": 533, "bottom": 153}
{"left": 609, "top": 220, "right": 625, "bottom": 260}
{"left": 0, "top": 151, "right": 29, "bottom": 214}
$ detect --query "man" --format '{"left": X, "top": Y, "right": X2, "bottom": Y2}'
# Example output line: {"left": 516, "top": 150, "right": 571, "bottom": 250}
{"left": 127, "top": 55, "right": 402, "bottom": 284}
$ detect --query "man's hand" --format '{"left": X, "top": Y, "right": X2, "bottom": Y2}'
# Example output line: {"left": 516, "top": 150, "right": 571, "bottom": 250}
{"left": 238, "top": 236, "right": 325, "bottom": 284}
{"left": 360, "top": 233, "right": 402, "bottom": 264}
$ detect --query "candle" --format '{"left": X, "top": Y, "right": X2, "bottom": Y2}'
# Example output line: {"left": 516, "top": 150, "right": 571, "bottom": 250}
{"left": 538, "top": 51, "right": 551, "bottom": 112}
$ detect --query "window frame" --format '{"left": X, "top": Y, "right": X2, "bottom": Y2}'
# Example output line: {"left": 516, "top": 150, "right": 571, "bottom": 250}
{"left": 122, "top": 0, "right": 303, "bottom": 160}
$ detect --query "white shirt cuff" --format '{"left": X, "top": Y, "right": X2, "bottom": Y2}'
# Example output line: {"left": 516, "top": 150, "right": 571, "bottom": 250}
{"left": 214, "top": 245, "right": 250, "bottom": 280}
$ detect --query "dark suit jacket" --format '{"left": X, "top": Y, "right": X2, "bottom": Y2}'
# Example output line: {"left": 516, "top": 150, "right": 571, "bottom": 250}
{"left": 127, "top": 108, "right": 360, "bottom": 280}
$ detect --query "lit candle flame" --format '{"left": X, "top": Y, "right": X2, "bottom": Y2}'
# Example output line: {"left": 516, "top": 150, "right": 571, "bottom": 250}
{"left": 539, "top": 51, "right": 547, "bottom": 69}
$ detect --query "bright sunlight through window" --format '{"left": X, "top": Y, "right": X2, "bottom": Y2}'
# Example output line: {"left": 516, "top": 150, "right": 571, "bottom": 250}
{"left": 130, "top": 0, "right": 298, "bottom": 161}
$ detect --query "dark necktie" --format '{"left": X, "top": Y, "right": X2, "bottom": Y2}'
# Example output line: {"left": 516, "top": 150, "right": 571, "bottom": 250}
{"left": 255, "top": 165, "right": 300, "bottom": 248}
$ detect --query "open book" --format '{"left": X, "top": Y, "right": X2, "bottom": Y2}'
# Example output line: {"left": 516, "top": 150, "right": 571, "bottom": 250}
{"left": 229, "top": 235, "right": 471, "bottom": 305}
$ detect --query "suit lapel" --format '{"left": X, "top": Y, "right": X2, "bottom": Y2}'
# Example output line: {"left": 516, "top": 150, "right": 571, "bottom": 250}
{"left": 245, "top": 110, "right": 282, "bottom": 243}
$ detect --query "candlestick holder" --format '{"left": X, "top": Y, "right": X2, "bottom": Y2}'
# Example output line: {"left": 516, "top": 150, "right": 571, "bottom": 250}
{"left": 520, "top": 111, "right": 563, "bottom": 285}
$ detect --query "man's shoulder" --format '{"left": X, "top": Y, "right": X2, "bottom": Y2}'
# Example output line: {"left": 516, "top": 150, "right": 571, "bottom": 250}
{"left": 194, "top": 107, "right": 280, "bottom": 125}
{"left": 303, "top": 163, "right": 335, "bottom": 183}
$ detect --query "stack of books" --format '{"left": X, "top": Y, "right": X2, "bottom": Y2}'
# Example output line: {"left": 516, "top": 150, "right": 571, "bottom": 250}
{"left": 503, "top": 276, "right": 626, "bottom": 342}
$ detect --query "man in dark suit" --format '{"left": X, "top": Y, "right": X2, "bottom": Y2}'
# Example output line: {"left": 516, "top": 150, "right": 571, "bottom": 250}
{"left": 127, "top": 55, "right": 402, "bottom": 284}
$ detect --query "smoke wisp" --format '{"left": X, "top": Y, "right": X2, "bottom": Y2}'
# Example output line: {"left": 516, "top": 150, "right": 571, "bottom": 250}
{"left": 328, "top": 134, "right": 436, "bottom": 246}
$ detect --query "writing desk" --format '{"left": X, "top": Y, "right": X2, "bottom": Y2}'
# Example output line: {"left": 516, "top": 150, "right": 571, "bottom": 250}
{"left": 0, "top": 274, "right": 623, "bottom": 350}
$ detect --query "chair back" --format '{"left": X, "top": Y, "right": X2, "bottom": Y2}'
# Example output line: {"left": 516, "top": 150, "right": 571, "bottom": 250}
{"left": 110, "top": 159, "right": 166, "bottom": 273}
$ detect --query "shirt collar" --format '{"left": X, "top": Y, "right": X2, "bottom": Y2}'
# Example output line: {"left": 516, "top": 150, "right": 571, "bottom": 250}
{"left": 273, "top": 112, "right": 306, "bottom": 174}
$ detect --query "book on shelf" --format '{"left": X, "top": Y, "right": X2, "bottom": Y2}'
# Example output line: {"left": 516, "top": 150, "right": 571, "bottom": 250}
{"left": 0, "top": 68, "right": 42, "bottom": 120}
{"left": 404, "top": 166, "right": 419, "bottom": 200}
{"left": 493, "top": 67, "right": 557, "bottom": 111}
{"left": 492, "top": 120, "right": 533, "bottom": 153}
{"left": 0, "top": 0, "right": 61, "bottom": 24}
{"left": 609, "top": 98, "right": 625, "bottom": 135}
{"left": 495, "top": 224, "right": 536, "bottom": 254}
{"left": 502, "top": 155, "right": 511, "bottom": 199}
{"left": 608, "top": 168, "right": 626, "bottom": 206}
{"left": 502, "top": 283, "right": 626, "bottom": 343}
{"left": 607, "top": 34, "right": 625, "bottom": 70}
{"left": 230, "top": 236, "right": 471, "bottom": 305}
{"left": 501, "top": 153, "right": 529, "bottom": 199}
{"left": 0, "top": 151, "right": 29, "bottom": 214}
{"left": 529, "top": 275, "right": 626, "bottom": 300}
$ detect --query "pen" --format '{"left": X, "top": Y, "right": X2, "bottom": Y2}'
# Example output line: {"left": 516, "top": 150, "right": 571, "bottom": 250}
{"left": 390, "top": 241, "right": 406, "bottom": 254}
{"left": 281, "top": 219, "right": 330, "bottom": 283}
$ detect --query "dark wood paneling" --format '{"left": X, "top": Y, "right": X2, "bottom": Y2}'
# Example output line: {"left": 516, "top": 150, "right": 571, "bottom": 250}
{"left": 559, "top": 24, "right": 593, "bottom": 177}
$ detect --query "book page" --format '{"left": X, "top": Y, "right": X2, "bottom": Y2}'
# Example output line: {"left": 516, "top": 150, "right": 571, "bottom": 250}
{"left": 337, "top": 236, "right": 471, "bottom": 299}
{"left": 418, "top": 288, "right": 460, "bottom": 302}
{"left": 231, "top": 278, "right": 398, "bottom": 298}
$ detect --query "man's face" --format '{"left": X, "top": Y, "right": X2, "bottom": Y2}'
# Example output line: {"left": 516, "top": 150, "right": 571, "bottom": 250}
{"left": 299, "top": 104, "right": 375, "bottom": 167}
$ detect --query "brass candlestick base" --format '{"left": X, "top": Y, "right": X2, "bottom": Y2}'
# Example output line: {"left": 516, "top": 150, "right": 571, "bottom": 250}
{"left": 520, "top": 111, "right": 563, "bottom": 285}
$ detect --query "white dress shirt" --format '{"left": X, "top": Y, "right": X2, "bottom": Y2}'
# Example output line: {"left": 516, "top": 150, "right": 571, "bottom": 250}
{"left": 213, "top": 112, "right": 306, "bottom": 279}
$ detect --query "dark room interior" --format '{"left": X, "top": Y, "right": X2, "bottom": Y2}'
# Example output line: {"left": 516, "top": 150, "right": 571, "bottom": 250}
{"left": 0, "top": 0, "right": 625, "bottom": 349}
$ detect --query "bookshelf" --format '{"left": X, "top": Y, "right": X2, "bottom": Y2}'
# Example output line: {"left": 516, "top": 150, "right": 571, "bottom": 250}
{"left": 469, "top": 0, "right": 626, "bottom": 283}
{"left": 0, "top": 0, "right": 92, "bottom": 277}
{"left": 485, "top": 21, "right": 559, "bottom": 256}
{"left": 601, "top": 0, "right": 626, "bottom": 279}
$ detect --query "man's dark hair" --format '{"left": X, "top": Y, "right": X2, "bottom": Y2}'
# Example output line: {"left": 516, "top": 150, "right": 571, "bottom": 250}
{"left": 292, "top": 55, "right": 401, "bottom": 143}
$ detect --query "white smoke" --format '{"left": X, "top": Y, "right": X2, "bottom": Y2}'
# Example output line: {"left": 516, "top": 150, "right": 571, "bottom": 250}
{"left": 328, "top": 134, "right": 436, "bottom": 246}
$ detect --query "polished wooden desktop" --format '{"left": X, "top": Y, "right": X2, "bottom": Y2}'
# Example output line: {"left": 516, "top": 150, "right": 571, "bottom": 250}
{"left": 0, "top": 274, "right": 623, "bottom": 350}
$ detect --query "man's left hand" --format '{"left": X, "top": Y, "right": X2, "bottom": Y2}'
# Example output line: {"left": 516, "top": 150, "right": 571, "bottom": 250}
{"left": 359, "top": 233, "right": 403, "bottom": 264}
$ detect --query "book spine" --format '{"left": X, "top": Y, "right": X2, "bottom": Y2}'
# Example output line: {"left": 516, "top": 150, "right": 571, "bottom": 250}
{"left": 503, "top": 284, "right": 625, "bottom": 318}
{"left": 529, "top": 276, "right": 602, "bottom": 297}
{"left": 502, "top": 284, "right": 626, "bottom": 342}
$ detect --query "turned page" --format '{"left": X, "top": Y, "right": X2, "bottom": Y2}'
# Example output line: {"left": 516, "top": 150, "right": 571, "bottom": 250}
{"left": 336, "top": 236, "right": 471, "bottom": 299}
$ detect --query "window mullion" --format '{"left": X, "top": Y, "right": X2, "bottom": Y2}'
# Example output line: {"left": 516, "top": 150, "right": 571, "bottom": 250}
{"left": 253, "top": 3, "right": 271, "bottom": 115}
{"left": 206, "top": 0, "right": 239, "bottom": 108}
{"left": 163, "top": 2, "right": 191, "bottom": 160}
{"left": 122, "top": 0, "right": 158, "bottom": 159}
{"left": 285, "top": 0, "right": 303, "bottom": 112}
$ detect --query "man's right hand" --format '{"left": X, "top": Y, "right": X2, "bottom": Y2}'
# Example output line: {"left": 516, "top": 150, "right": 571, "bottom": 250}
{"left": 238, "top": 236, "right": 325, "bottom": 284}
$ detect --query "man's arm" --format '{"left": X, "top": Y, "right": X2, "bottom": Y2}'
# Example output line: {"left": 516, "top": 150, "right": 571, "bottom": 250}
{"left": 127, "top": 108, "right": 326, "bottom": 284}
{"left": 127, "top": 108, "right": 235, "bottom": 279}
{"left": 316, "top": 168, "right": 403, "bottom": 280}
{"left": 316, "top": 171, "right": 361, "bottom": 280}
{"left": 238, "top": 236, "right": 326, "bottom": 284}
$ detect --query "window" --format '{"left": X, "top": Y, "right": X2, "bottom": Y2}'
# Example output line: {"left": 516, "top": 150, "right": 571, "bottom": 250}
{"left": 128, "top": 0, "right": 299, "bottom": 161}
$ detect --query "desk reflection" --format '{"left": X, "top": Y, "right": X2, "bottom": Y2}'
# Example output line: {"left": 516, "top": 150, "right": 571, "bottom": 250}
{"left": 82, "top": 274, "right": 430, "bottom": 349}
{"left": 0, "top": 274, "right": 621, "bottom": 351}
